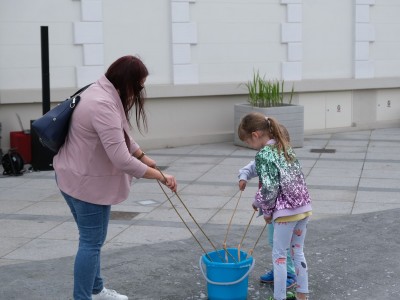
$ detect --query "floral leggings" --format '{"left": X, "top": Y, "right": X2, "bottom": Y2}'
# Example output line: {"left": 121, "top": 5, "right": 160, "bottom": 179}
{"left": 272, "top": 217, "right": 309, "bottom": 300}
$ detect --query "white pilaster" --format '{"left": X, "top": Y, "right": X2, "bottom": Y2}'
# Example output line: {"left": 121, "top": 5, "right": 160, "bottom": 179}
{"left": 73, "top": 0, "right": 104, "bottom": 86}
{"left": 171, "top": 0, "right": 198, "bottom": 84}
{"left": 354, "top": 0, "right": 375, "bottom": 78}
{"left": 281, "top": 1, "right": 302, "bottom": 81}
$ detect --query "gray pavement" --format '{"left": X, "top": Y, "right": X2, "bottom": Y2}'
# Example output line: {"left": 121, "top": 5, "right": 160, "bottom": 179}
{"left": 1, "top": 127, "right": 400, "bottom": 299}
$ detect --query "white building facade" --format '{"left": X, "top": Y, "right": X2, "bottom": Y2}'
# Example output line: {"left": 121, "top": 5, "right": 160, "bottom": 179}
{"left": 0, "top": 0, "right": 399, "bottom": 149}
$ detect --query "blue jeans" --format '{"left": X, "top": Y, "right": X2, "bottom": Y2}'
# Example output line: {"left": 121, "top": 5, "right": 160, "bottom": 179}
{"left": 61, "top": 191, "right": 110, "bottom": 300}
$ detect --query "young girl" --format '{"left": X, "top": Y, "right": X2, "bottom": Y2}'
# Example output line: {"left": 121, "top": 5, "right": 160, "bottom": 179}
{"left": 238, "top": 124, "right": 297, "bottom": 290}
{"left": 238, "top": 112, "right": 311, "bottom": 300}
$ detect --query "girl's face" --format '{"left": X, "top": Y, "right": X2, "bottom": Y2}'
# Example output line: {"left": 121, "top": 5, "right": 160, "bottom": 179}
{"left": 244, "top": 131, "right": 270, "bottom": 150}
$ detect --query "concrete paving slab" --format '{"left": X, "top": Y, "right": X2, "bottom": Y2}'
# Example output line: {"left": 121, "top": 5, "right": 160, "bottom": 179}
{"left": 310, "top": 201, "right": 354, "bottom": 215}
{"left": 314, "top": 160, "right": 364, "bottom": 170}
{"left": 38, "top": 221, "right": 79, "bottom": 241}
{"left": 196, "top": 171, "right": 241, "bottom": 184}
{"left": 167, "top": 171, "right": 208, "bottom": 182}
{"left": 208, "top": 209, "right": 263, "bottom": 226}
{"left": 142, "top": 207, "right": 219, "bottom": 224}
{"left": 301, "top": 139, "right": 330, "bottom": 148}
{"left": 0, "top": 186, "right": 58, "bottom": 202}
{"left": 102, "top": 242, "right": 143, "bottom": 253}
{"left": 351, "top": 202, "right": 400, "bottom": 214}
{"left": 165, "top": 195, "right": 231, "bottom": 209}
{"left": 0, "top": 237, "right": 31, "bottom": 257}
{"left": 361, "top": 168, "right": 400, "bottom": 179}
{"left": 359, "top": 178, "right": 400, "bottom": 189}
{"left": 305, "top": 175, "right": 360, "bottom": 187}
{"left": 320, "top": 152, "right": 367, "bottom": 160}
{"left": 230, "top": 148, "right": 259, "bottom": 157}
{"left": 4, "top": 239, "right": 78, "bottom": 261}
{"left": 0, "top": 219, "right": 60, "bottom": 238}
{"left": 219, "top": 157, "right": 255, "bottom": 167}
{"left": 308, "top": 167, "right": 362, "bottom": 178}
{"left": 170, "top": 156, "right": 224, "bottom": 165}
{"left": 297, "top": 158, "right": 318, "bottom": 168}
{"left": 180, "top": 184, "right": 238, "bottom": 197}
{"left": 110, "top": 225, "right": 192, "bottom": 245}
{"left": 368, "top": 141, "right": 400, "bottom": 148}
{"left": 0, "top": 199, "right": 36, "bottom": 213}
{"left": 129, "top": 181, "right": 168, "bottom": 194}
{"left": 326, "top": 139, "right": 369, "bottom": 147}
{"left": 113, "top": 203, "right": 159, "bottom": 214}
{"left": 223, "top": 196, "right": 254, "bottom": 211}
{"left": 363, "top": 161, "right": 400, "bottom": 171}
{"left": 15, "top": 201, "right": 72, "bottom": 216}
{"left": 332, "top": 132, "right": 371, "bottom": 139}
{"left": 308, "top": 188, "right": 356, "bottom": 202}
{"left": 355, "top": 190, "right": 400, "bottom": 203}
{"left": 188, "top": 143, "right": 237, "bottom": 156}
{"left": 366, "top": 152, "right": 400, "bottom": 160}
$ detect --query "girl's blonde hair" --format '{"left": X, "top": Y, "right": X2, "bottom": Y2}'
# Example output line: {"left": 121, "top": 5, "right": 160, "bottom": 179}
{"left": 238, "top": 112, "right": 293, "bottom": 161}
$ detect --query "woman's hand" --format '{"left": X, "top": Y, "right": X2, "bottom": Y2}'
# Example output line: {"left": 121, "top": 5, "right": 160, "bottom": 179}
{"left": 143, "top": 166, "right": 177, "bottom": 193}
{"left": 161, "top": 173, "right": 177, "bottom": 192}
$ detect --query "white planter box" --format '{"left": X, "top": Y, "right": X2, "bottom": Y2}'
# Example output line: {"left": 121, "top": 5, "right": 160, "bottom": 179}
{"left": 234, "top": 103, "right": 304, "bottom": 148}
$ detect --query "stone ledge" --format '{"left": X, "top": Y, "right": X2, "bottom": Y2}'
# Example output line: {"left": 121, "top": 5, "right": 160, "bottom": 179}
{"left": 1, "top": 77, "right": 399, "bottom": 104}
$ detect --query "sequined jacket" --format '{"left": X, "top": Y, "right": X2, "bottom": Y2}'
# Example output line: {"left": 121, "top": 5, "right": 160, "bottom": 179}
{"left": 254, "top": 144, "right": 312, "bottom": 220}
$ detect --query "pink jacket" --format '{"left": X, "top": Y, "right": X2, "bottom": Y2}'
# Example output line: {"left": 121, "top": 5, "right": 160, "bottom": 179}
{"left": 53, "top": 75, "right": 148, "bottom": 205}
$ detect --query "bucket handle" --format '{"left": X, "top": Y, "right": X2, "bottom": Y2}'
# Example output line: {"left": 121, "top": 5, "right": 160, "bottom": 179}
{"left": 199, "top": 257, "right": 255, "bottom": 286}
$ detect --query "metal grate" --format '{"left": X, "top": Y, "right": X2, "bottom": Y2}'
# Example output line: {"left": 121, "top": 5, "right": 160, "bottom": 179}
{"left": 110, "top": 211, "right": 139, "bottom": 221}
{"left": 310, "top": 148, "right": 336, "bottom": 153}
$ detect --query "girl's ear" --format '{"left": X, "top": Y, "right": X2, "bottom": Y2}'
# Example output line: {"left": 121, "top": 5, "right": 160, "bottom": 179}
{"left": 251, "top": 131, "right": 259, "bottom": 139}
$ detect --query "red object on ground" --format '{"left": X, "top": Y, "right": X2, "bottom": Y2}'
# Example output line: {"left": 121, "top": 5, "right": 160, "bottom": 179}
{"left": 10, "top": 131, "right": 31, "bottom": 163}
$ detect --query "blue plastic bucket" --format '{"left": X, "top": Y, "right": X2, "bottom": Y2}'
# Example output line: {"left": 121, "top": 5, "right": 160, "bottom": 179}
{"left": 199, "top": 248, "right": 255, "bottom": 300}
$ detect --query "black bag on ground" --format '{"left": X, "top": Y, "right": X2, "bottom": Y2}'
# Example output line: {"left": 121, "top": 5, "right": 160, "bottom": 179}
{"left": 31, "top": 83, "right": 92, "bottom": 153}
{"left": 2, "top": 149, "right": 24, "bottom": 176}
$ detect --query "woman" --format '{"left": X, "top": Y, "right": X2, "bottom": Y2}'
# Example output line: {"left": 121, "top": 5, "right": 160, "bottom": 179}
{"left": 54, "top": 55, "right": 177, "bottom": 300}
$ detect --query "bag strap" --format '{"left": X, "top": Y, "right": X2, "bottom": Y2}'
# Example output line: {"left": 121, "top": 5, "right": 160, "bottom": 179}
{"left": 70, "top": 83, "right": 93, "bottom": 98}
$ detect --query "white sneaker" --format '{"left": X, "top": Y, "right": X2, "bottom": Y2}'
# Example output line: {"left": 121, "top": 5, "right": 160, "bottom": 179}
{"left": 92, "top": 287, "right": 128, "bottom": 300}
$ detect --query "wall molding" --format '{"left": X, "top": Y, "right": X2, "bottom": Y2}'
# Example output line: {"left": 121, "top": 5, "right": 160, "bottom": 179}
{"left": 73, "top": 0, "right": 105, "bottom": 86}
{"left": 171, "top": 0, "right": 198, "bottom": 84}
{"left": 2, "top": 77, "right": 399, "bottom": 104}
{"left": 354, "top": 0, "right": 375, "bottom": 78}
{"left": 281, "top": 0, "right": 302, "bottom": 81}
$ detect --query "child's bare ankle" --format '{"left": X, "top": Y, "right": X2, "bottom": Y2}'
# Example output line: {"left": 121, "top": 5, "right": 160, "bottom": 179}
{"left": 296, "top": 292, "right": 308, "bottom": 300}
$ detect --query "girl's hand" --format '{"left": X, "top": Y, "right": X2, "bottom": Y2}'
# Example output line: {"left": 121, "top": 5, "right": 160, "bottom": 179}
{"left": 252, "top": 203, "right": 258, "bottom": 211}
{"left": 161, "top": 173, "right": 177, "bottom": 192}
{"left": 264, "top": 215, "right": 272, "bottom": 224}
{"left": 238, "top": 180, "right": 247, "bottom": 191}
